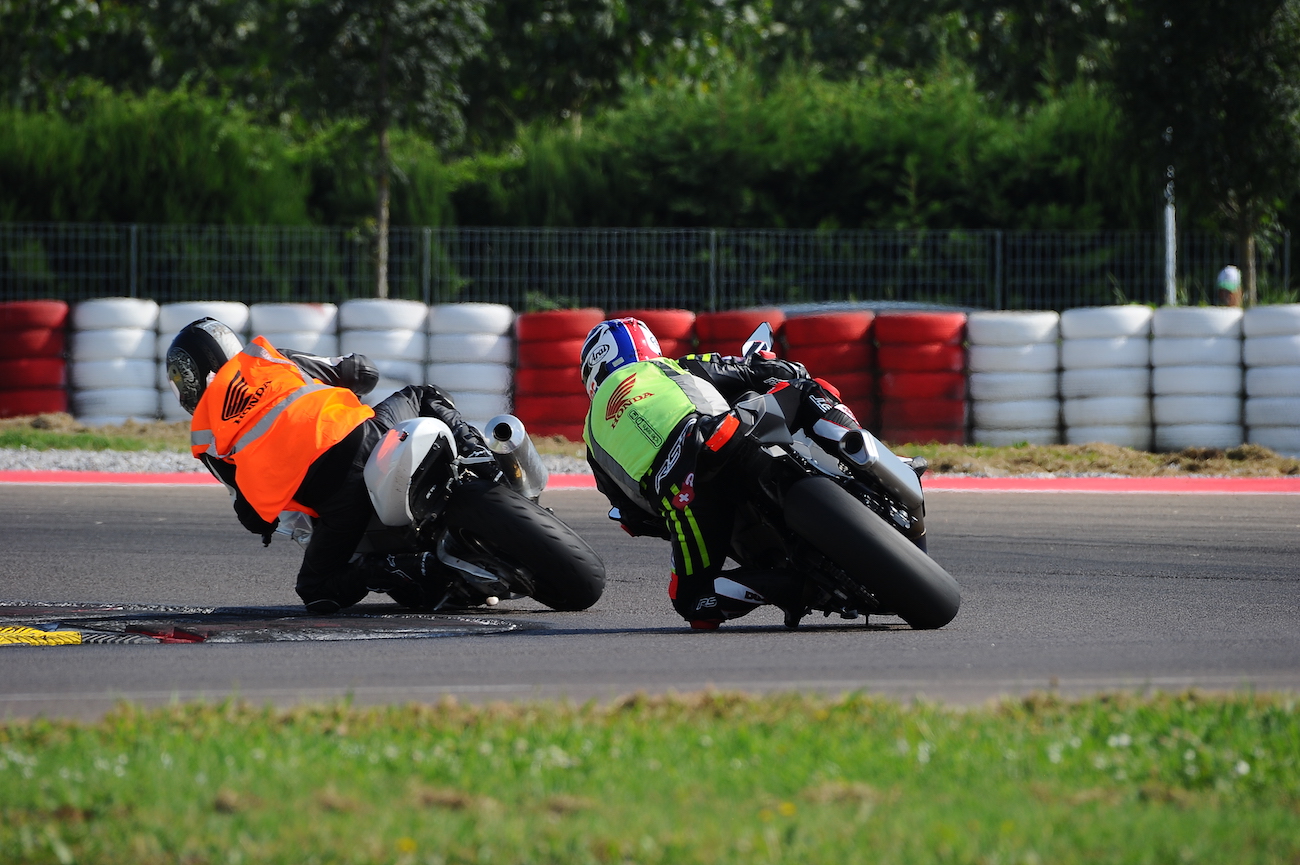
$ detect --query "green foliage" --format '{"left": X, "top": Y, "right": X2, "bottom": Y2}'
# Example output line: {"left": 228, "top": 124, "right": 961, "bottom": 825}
{"left": 453, "top": 70, "right": 1144, "bottom": 230}
{"left": 0, "top": 692, "right": 1297, "bottom": 863}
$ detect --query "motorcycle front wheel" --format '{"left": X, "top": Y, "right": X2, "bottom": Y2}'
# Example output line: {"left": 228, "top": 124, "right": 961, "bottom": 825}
{"left": 442, "top": 480, "right": 606, "bottom": 611}
{"left": 783, "top": 476, "right": 961, "bottom": 629}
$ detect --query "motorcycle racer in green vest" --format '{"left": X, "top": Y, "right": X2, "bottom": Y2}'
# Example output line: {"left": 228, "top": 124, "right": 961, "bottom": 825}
{"left": 581, "top": 317, "right": 866, "bottom": 629}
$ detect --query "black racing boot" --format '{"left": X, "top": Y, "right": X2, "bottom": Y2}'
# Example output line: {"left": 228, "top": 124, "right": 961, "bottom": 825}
{"left": 712, "top": 568, "right": 809, "bottom": 629}
{"left": 354, "top": 552, "right": 451, "bottom": 610}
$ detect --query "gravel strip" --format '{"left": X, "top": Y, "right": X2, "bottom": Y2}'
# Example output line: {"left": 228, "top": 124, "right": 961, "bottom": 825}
{"left": 0, "top": 447, "right": 595, "bottom": 476}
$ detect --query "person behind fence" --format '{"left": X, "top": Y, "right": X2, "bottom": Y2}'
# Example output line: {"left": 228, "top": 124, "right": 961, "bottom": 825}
{"left": 165, "top": 317, "right": 493, "bottom": 614}
{"left": 580, "top": 317, "right": 866, "bottom": 629}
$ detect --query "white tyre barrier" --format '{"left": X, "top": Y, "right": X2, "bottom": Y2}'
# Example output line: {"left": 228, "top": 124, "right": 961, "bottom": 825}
{"left": 1064, "top": 424, "right": 1153, "bottom": 449}
{"left": 72, "top": 359, "right": 156, "bottom": 390}
{"left": 1244, "top": 397, "right": 1300, "bottom": 427}
{"left": 1152, "top": 306, "right": 1243, "bottom": 338}
{"left": 1242, "top": 304, "right": 1300, "bottom": 337}
{"left": 428, "top": 333, "right": 513, "bottom": 364}
{"left": 971, "top": 428, "right": 1059, "bottom": 446}
{"left": 1059, "top": 367, "right": 1149, "bottom": 399}
{"left": 966, "top": 311, "right": 1060, "bottom": 345}
{"left": 1243, "top": 335, "right": 1300, "bottom": 367}
{"left": 1062, "top": 396, "right": 1151, "bottom": 427}
{"left": 159, "top": 391, "right": 190, "bottom": 421}
{"left": 249, "top": 303, "right": 338, "bottom": 334}
{"left": 426, "top": 363, "right": 512, "bottom": 395}
{"left": 371, "top": 359, "right": 425, "bottom": 386}
{"left": 1152, "top": 395, "right": 1240, "bottom": 426}
{"left": 258, "top": 332, "right": 339, "bottom": 357}
{"left": 428, "top": 303, "right": 516, "bottom": 335}
{"left": 967, "top": 343, "right": 1058, "bottom": 373}
{"left": 1245, "top": 366, "right": 1300, "bottom": 397}
{"left": 361, "top": 378, "right": 411, "bottom": 407}
{"left": 1151, "top": 365, "right": 1242, "bottom": 396}
{"left": 1247, "top": 425, "right": 1300, "bottom": 457}
{"left": 339, "top": 298, "right": 428, "bottom": 330}
{"left": 1060, "top": 305, "right": 1153, "bottom": 339}
{"left": 967, "top": 372, "right": 1058, "bottom": 400}
{"left": 1060, "top": 337, "right": 1150, "bottom": 369}
{"left": 1154, "top": 424, "right": 1244, "bottom": 451}
{"left": 970, "top": 398, "right": 1059, "bottom": 430}
{"left": 72, "top": 297, "right": 159, "bottom": 330}
{"left": 158, "top": 301, "right": 250, "bottom": 335}
{"left": 71, "top": 387, "right": 159, "bottom": 419}
{"left": 448, "top": 391, "right": 511, "bottom": 421}
{"left": 340, "top": 329, "right": 427, "bottom": 362}
{"left": 71, "top": 328, "right": 155, "bottom": 362}
{"left": 1150, "top": 337, "right": 1241, "bottom": 367}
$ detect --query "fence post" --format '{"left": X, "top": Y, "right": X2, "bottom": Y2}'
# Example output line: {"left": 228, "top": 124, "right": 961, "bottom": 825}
{"left": 1286, "top": 230, "right": 1292, "bottom": 294}
{"left": 129, "top": 224, "right": 139, "bottom": 298}
{"left": 708, "top": 229, "right": 718, "bottom": 312}
{"left": 422, "top": 227, "right": 432, "bottom": 305}
{"left": 993, "top": 230, "right": 1003, "bottom": 310}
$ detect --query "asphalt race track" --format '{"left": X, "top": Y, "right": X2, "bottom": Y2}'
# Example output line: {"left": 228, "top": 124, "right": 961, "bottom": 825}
{"left": 0, "top": 484, "right": 1297, "bottom": 718}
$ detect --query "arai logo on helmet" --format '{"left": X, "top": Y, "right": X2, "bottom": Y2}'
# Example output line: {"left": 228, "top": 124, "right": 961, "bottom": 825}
{"left": 588, "top": 342, "right": 611, "bottom": 363}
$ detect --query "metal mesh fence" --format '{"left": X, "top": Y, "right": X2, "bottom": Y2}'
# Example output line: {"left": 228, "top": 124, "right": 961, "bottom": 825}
{"left": 0, "top": 223, "right": 1291, "bottom": 310}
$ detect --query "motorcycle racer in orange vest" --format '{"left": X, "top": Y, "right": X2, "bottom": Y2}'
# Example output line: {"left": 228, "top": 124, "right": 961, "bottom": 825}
{"left": 166, "top": 317, "right": 492, "bottom": 614}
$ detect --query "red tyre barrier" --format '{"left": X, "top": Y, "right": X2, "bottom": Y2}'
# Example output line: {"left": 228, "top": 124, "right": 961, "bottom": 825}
{"left": 878, "top": 425, "right": 967, "bottom": 446}
{"left": 878, "top": 371, "right": 966, "bottom": 401}
{"left": 656, "top": 338, "right": 695, "bottom": 358}
{"left": 0, "top": 358, "right": 66, "bottom": 388}
{"left": 513, "top": 394, "right": 590, "bottom": 423}
{"left": 819, "top": 370, "right": 874, "bottom": 400}
{"left": 874, "top": 312, "right": 966, "bottom": 345}
{"left": 876, "top": 343, "right": 965, "bottom": 373}
{"left": 608, "top": 309, "right": 696, "bottom": 340}
{"left": 786, "top": 342, "right": 873, "bottom": 376}
{"left": 695, "top": 308, "right": 786, "bottom": 350}
{"left": 880, "top": 398, "right": 967, "bottom": 428}
{"left": 0, "top": 388, "right": 68, "bottom": 418}
{"left": 783, "top": 311, "right": 874, "bottom": 346}
{"left": 514, "top": 309, "right": 606, "bottom": 342}
{"left": 516, "top": 338, "right": 587, "bottom": 369}
{"left": 514, "top": 366, "right": 587, "bottom": 396}
{"left": 842, "top": 399, "right": 878, "bottom": 430}
{"left": 0, "top": 300, "right": 69, "bottom": 330}
{"left": 0, "top": 327, "right": 65, "bottom": 359}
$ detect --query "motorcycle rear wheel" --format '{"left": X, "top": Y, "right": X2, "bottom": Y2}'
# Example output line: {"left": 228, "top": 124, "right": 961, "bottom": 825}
{"left": 443, "top": 481, "right": 606, "bottom": 611}
{"left": 783, "top": 477, "right": 961, "bottom": 629}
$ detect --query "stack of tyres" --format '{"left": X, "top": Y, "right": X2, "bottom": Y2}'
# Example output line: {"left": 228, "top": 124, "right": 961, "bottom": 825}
{"left": 1150, "top": 307, "right": 1244, "bottom": 451}
{"left": 609, "top": 309, "right": 696, "bottom": 360}
{"left": 69, "top": 298, "right": 160, "bottom": 425}
{"left": 513, "top": 309, "right": 606, "bottom": 441}
{"left": 874, "top": 312, "right": 968, "bottom": 444}
{"left": 0, "top": 300, "right": 68, "bottom": 418}
{"left": 156, "top": 301, "right": 251, "bottom": 421}
{"left": 1243, "top": 304, "right": 1300, "bottom": 457}
{"left": 1060, "top": 306, "right": 1153, "bottom": 449}
{"left": 694, "top": 308, "right": 785, "bottom": 356}
{"left": 338, "top": 299, "right": 429, "bottom": 407}
{"left": 250, "top": 303, "right": 339, "bottom": 358}
{"left": 967, "top": 311, "right": 1061, "bottom": 446}
{"left": 425, "top": 303, "right": 516, "bottom": 433}
{"left": 781, "top": 312, "right": 876, "bottom": 429}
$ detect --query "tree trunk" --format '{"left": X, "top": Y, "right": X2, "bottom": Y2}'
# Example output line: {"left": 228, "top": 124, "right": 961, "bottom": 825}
{"left": 1237, "top": 219, "right": 1257, "bottom": 307}
{"left": 374, "top": 1, "right": 392, "bottom": 299}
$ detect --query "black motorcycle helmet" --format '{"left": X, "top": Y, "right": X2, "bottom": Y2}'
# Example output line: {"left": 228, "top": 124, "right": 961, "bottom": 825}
{"left": 165, "top": 317, "right": 244, "bottom": 415}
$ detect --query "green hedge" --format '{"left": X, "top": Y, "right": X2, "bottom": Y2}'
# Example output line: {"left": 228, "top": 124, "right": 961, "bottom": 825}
{"left": 453, "top": 71, "right": 1146, "bottom": 230}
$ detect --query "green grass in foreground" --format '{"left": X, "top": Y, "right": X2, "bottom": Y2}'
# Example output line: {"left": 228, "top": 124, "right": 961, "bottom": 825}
{"left": 1, "top": 692, "right": 1297, "bottom": 864}
{"left": 0, "top": 428, "right": 184, "bottom": 452}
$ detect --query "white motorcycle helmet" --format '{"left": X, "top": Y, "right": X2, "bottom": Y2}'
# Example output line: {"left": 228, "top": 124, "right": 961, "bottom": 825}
{"left": 579, "top": 318, "right": 663, "bottom": 398}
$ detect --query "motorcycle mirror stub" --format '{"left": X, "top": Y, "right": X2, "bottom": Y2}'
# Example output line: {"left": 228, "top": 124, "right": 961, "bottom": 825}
{"left": 742, "top": 322, "right": 775, "bottom": 358}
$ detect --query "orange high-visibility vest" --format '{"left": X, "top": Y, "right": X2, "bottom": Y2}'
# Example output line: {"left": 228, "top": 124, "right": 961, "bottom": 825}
{"left": 190, "top": 337, "right": 375, "bottom": 522}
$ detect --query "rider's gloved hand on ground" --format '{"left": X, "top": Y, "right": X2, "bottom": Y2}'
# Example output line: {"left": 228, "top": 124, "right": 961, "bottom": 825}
{"left": 167, "top": 317, "right": 487, "bottom": 615}
{"left": 580, "top": 317, "right": 814, "bottom": 629}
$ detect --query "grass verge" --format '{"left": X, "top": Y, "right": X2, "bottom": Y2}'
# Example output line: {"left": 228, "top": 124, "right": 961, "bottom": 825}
{"left": 2, "top": 413, "right": 1298, "bottom": 476}
{"left": 1, "top": 691, "right": 1296, "bottom": 864}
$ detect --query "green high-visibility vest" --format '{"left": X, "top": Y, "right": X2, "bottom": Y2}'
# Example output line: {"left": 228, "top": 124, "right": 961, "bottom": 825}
{"left": 584, "top": 358, "right": 729, "bottom": 509}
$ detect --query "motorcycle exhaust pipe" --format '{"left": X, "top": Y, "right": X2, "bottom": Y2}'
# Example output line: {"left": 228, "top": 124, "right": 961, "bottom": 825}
{"left": 485, "top": 414, "right": 549, "bottom": 501}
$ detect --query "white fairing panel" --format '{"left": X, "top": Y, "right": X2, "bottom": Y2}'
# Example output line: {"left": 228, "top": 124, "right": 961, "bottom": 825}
{"left": 363, "top": 417, "right": 456, "bottom": 527}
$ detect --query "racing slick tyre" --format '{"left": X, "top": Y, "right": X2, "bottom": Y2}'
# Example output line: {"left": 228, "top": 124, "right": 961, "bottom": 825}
{"left": 442, "top": 480, "right": 606, "bottom": 611}
{"left": 783, "top": 476, "right": 960, "bottom": 629}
